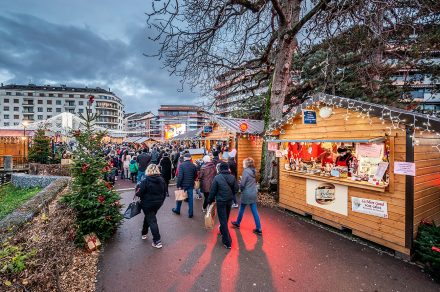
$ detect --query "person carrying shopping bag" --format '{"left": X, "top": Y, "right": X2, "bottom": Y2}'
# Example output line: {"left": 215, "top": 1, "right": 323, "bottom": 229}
{"left": 135, "top": 164, "right": 167, "bottom": 249}
{"left": 199, "top": 155, "right": 216, "bottom": 212}
{"left": 231, "top": 157, "right": 262, "bottom": 235}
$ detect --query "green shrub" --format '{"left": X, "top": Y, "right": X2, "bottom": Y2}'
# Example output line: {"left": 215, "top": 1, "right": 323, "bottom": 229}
{"left": 414, "top": 221, "right": 440, "bottom": 282}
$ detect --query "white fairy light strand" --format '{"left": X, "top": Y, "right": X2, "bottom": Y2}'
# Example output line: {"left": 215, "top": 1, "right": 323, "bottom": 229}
{"left": 265, "top": 93, "right": 440, "bottom": 153}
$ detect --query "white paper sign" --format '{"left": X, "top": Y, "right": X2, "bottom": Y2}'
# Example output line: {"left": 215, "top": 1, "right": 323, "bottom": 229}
{"left": 275, "top": 150, "right": 283, "bottom": 157}
{"left": 374, "top": 162, "right": 389, "bottom": 180}
{"left": 357, "top": 143, "right": 383, "bottom": 158}
{"left": 306, "top": 179, "right": 348, "bottom": 216}
{"left": 394, "top": 162, "right": 416, "bottom": 176}
{"left": 352, "top": 197, "right": 388, "bottom": 218}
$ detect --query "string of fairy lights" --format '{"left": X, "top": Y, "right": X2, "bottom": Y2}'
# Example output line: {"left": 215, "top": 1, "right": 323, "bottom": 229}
{"left": 266, "top": 93, "right": 440, "bottom": 152}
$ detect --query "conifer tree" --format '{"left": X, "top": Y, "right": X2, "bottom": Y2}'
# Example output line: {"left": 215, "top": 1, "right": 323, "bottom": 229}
{"left": 28, "top": 128, "right": 50, "bottom": 164}
{"left": 62, "top": 95, "right": 123, "bottom": 245}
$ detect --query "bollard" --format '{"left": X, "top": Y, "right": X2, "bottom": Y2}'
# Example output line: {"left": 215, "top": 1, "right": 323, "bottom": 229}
{"left": 3, "top": 156, "right": 13, "bottom": 171}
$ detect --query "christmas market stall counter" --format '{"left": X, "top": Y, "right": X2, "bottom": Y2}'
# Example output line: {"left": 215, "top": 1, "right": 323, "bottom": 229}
{"left": 202, "top": 116, "right": 264, "bottom": 178}
{"left": 268, "top": 93, "right": 440, "bottom": 256}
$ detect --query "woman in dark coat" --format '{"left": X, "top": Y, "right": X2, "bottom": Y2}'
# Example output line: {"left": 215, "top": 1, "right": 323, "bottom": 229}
{"left": 199, "top": 155, "right": 217, "bottom": 212}
{"left": 135, "top": 164, "right": 167, "bottom": 248}
{"left": 208, "top": 162, "right": 239, "bottom": 249}
{"left": 159, "top": 152, "right": 172, "bottom": 196}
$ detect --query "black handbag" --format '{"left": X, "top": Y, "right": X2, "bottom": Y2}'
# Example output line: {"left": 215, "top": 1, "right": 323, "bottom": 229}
{"left": 124, "top": 200, "right": 141, "bottom": 219}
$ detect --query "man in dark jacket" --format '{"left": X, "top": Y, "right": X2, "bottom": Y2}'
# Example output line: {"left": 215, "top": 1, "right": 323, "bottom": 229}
{"left": 151, "top": 147, "right": 160, "bottom": 164}
{"left": 136, "top": 148, "right": 152, "bottom": 182}
{"left": 172, "top": 153, "right": 197, "bottom": 218}
{"left": 159, "top": 152, "right": 172, "bottom": 196}
{"left": 135, "top": 165, "right": 167, "bottom": 248}
{"left": 208, "top": 162, "right": 239, "bottom": 249}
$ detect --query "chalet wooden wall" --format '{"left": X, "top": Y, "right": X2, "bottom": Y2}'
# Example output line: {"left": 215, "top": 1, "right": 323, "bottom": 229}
{"left": 413, "top": 132, "right": 440, "bottom": 235}
{"left": 277, "top": 107, "right": 409, "bottom": 254}
{"left": 237, "top": 137, "right": 262, "bottom": 179}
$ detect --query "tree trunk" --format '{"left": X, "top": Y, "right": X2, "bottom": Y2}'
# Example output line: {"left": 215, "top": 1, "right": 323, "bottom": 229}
{"left": 261, "top": 0, "right": 300, "bottom": 188}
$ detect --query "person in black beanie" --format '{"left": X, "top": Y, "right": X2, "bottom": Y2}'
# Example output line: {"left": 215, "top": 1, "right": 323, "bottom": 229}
{"left": 208, "top": 161, "right": 239, "bottom": 249}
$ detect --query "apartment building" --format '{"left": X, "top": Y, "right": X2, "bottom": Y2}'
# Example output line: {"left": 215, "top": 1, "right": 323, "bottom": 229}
{"left": 124, "top": 111, "right": 161, "bottom": 138}
{"left": 213, "top": 69, "right": 269, "bottom": 117}
{"left": 157, "top": 105, "right": 208, "bottom": 138}
{"left": 0, "top": 84, "right": 124, "bottom": 130}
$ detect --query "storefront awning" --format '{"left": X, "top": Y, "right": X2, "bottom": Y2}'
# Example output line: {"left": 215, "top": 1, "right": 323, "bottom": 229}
{"left": 268, "top": 137, "right": 386, "bottom": 143}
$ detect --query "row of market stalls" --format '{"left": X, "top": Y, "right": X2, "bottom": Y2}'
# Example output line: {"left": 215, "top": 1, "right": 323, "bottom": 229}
{"left": 170, "top": 116, "right": 264, "bottom": 178}
{"left": 267, "top": 93, "right": 440, "bottom": 256}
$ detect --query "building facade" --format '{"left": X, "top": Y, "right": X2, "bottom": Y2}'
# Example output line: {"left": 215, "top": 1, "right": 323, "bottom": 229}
{"left": 0, "top": 84, "right": 124, "bottom": 130}
{"left": 157, "top": 105, "right": 208, "bottom": 139}
{"left": 213, "top": 69, "right": 269, "bottom": 117}
{"left": 124, "top": 112, "right": 161, "bottom": 138}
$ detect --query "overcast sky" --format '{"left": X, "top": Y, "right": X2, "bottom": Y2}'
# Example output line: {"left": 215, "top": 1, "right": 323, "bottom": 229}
{"left": 0, "top": 0, "right": 198, "bottom": 113}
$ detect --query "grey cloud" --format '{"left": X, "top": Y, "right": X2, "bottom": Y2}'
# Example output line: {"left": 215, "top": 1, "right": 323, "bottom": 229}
{"left": 0, "top": 13, "right": 199, "bottom": 113}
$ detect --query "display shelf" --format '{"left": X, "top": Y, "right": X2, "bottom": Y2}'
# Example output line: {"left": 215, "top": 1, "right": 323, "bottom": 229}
{"left": 281, "top": 170, "right": 387, "bottom": 192}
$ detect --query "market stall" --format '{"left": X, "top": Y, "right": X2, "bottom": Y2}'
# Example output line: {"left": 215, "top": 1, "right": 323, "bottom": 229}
{"left": 0, "top": 129, "right": 32, "bottom": 165}
{"left": 203, "top": 116, "right": 264, "bottom": 178}
{"left": 268, "top": 93, "right": 440, "bottom": 256}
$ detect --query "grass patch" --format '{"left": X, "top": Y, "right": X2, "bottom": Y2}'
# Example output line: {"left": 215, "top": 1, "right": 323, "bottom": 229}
{"left": 0, "top": 184, "right": 42, "bottom": 220}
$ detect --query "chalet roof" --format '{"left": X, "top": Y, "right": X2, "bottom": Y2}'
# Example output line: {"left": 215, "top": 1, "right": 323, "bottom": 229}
{"left": 268, "top": 93, "right": 440, "bottom": 133}
{"left": 171, "top": 128, "right": 203, "bottom": 140}
{"left": 211, "top": 116, "right": 264, "bottom": 134}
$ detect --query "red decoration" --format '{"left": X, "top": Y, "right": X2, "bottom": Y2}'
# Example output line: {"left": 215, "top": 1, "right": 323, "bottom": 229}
{"left": 239, "top": 122, "right": 248, "bottom": 132}
{"left": 73, "top": 130, "right": 81, "bottom": 137}
{"left": 82, "top": 163, "right": 89, "bottom": 173}
{"left": 432, "top": 246, "right": 440, "bottom": 253}
{"left": 89, "top": 95, "right": 95, "bottom": 104}
{"left": 98, "top": 195, "right": 105, "bottom": 203}
{"left": 114, "top": 201, "right": 121, "bottom": 207}
{"left": 104, "top": 181, "right": 113, "bottom": 190}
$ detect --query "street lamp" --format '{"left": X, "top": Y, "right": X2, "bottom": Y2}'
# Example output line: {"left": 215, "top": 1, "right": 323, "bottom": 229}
{"left": 22, "top": 121, "right": 29, "bottom": 160}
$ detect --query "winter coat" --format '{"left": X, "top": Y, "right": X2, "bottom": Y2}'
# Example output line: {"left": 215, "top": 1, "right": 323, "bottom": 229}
{"left": 227, "top": 157, "right": 237, "bottom": 178}
{"left": 176, "top": 160, "right": 197, "bottom": 189}
{"left": 239, "top": 167, "right": 258, "bottom": 204}
{"left": 123, "top": 155, "right": 131, "bottom": 168}
{"left": 129, "top": 160, "right": 138, "bottom": 173}
{"left": 199, "top": 162, "right": 216, "bottom": 193}
{"left": 208, "top": 170, "right": 239, "bottom": 203}
{"left": 159, "top": 156, "right": 172, "bottom": 181}
{"left": 136, "top": 174, "right": 166, "bottom": 208}
{"left": 151, "top": 150, "right": 160, "bottom": 164}
{"left": 137, "top": 153, "right": 152, "bottom": 172}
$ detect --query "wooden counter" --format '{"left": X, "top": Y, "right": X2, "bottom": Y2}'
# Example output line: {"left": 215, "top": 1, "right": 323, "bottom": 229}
{"left": 281, "top": 170, "right": 388, "bottom": 192}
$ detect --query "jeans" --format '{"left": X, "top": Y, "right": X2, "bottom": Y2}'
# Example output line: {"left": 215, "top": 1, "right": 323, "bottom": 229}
{"left": 131, "top": 172, "right": 138, "bottom": 183}
{"left": 137, "top": 170, "right": 145, "bottom": 183}
{"left": 217, "top": 200, "right": 232, "bottom": 247}
{"left": 232, "top": 193, "right": 237, "bottom": 205}
{"left": 235, "top": 203, "right": 262, "bottom": 231}
{"left": 141, "top": 202, "right": 162, "bottom": 242}
{"left": 175, "top": 188, "right": 194, "bottom": 217}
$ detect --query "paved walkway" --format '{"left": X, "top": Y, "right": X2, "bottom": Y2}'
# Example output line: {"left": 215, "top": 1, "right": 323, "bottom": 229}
{"left": 96, "top": 180, "right": 438, "bottom": 292}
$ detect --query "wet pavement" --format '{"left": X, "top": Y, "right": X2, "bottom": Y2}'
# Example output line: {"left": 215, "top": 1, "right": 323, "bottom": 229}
{"left": 96, "top": 179, "right": 439, "bottom": 292}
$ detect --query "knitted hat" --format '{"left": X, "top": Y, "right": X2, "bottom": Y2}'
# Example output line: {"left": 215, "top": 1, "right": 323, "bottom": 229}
{"left": 202, "top": 155, "right": 211, "bottom": 163}
{"left": 184, "top": 153, "right": 192, "bottom": 160}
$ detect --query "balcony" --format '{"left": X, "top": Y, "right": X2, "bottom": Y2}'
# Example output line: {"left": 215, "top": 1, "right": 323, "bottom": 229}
{"left": 64, "top": 103, "right": 76, "bottom": 108}
{"left": 22, "top": 110, "right": 34, "bottom": 113}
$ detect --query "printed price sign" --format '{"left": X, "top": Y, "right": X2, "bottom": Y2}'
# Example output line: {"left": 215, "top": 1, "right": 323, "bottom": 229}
{"left": 394, "top": 162, "right": 416, "bottom": 176}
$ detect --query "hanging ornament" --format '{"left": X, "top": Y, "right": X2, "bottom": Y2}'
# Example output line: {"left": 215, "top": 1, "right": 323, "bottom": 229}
{"left": 89, "top": 95, "right": 95, "bottom": 104}
{"left": 432, "top": 246, "right": 440, "bottom": 253}
{"left": 73, "top": 130, "right": 81, "bottom": 137}
{"left": 319, "top": 106, "right": 333, "bottom": 119}
{"left": 98, "top": 196, "right": 105, "bottom": 203}
{"left": 82, "top": 163, "right": 89, "bottom": 173}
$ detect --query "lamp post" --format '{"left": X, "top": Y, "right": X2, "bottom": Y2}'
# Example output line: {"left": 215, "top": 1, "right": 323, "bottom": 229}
{"left": 22, "top": 121, "right": 29, "bottom": 160}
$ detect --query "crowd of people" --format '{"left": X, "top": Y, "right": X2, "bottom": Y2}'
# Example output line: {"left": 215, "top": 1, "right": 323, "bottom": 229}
{"left": 101, "top": 142, "right": 262, "bottom": 250}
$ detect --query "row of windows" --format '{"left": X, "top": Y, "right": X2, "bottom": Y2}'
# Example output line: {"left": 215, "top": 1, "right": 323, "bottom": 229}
{"left": 3, "top": 114, "right": 53, "bottom": 120}
{"left": 1, "top": 94, "right": 122, "bottom": 106}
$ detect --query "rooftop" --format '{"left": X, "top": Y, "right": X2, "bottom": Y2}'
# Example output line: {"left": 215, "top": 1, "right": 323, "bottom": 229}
{"left": 0, "top": 84, "right": 116, "bottom": 95}
{"left": 158, "top": 105, "right": 203, "bottom": 111}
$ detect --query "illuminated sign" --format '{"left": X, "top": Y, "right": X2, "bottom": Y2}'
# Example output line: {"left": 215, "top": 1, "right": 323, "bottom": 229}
{"left": 164, "top": 124, "right": 186, "bottom": 140}
{"left": 239, "top": 122, "right": 248, "bottom": 132}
